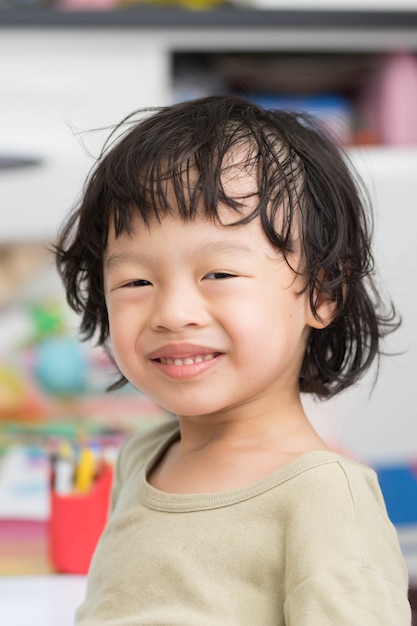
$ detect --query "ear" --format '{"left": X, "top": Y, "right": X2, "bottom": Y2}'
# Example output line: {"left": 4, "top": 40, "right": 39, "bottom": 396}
{"left": 305, "top": 291, "right": 337, "bottom": 330}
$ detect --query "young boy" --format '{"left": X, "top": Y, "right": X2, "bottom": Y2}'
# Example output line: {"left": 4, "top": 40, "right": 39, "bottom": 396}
{"left": 56, "top": 96, "right": 411, "bottom": 624}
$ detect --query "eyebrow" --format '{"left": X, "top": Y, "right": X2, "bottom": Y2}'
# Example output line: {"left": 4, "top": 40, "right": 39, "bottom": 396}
{"left": 105, "top": 240, "right": 252, "bottom": 272}
{"left": 196, "top": 240, "right": 252, "bottom": 257}
{"left": 105, "top": 251, "right": 146, "bottom": 271}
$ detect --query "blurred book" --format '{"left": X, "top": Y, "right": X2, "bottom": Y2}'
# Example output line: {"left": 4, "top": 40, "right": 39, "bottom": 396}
{"left": 377, "top": 464, "right": 417, "bottom": 580}
{"left": 0, "top": 445, "right": 49, "bottom": 521}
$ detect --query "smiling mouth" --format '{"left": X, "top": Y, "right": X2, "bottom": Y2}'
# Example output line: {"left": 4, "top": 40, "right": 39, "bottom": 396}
{"left": 156, "top": 353, "right": 218, "bottom": 366}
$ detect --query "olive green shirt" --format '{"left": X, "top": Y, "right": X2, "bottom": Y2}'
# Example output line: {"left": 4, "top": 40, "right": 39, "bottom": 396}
{"left": 76, "top": 419, "right": 411, "bottom": 625}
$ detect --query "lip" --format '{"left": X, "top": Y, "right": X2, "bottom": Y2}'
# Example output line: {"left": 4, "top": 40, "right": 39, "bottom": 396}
{"left": 148, "top": 343, "right": 223, "bottom": 380}
{"left": 148, "top": 343, "right": 222, "bottom": 361}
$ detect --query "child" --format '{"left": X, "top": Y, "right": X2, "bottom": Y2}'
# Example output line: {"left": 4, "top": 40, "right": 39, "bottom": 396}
{"left": 56, "top": 96, "right": 411, "bottom": 624}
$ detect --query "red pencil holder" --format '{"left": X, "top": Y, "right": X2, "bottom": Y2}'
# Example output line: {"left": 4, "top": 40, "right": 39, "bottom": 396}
{"left": 49, "top": 466, "right": 113, "bottom": 574}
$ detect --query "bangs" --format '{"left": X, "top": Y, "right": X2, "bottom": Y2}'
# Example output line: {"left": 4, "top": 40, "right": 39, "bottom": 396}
{"left": 100, "top": 110, "right": 304, "bottom": 255}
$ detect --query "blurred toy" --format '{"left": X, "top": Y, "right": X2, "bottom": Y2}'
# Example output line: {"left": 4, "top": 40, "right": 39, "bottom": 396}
{"left": 28, "top": 302, "right": 88, "bottom": 398}
{"left": 35, "top": 336, "right": 87, "bottom": 397}
{"left": 0, "top": 365, "right": 52, "bottom": 421}
{"left": 29, "top": 300, "right": 71, "bottom": 343}
{"left": 361, "top": 52, "right": 417, "bottom": 145}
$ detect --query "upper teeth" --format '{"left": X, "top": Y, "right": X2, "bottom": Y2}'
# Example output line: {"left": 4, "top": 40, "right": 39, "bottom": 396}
{"left": 159, "top": 354, "right": 215, "bottom": 366}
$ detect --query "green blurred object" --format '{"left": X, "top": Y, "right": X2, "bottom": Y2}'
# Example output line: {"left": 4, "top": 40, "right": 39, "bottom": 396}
{"left": 30, "top": 302, "right": 66, "bottom": 343}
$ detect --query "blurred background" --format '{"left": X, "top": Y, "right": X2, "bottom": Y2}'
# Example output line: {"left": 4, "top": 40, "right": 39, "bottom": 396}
{"left": 1, "top": 0, "right": 417, "bottom": 608}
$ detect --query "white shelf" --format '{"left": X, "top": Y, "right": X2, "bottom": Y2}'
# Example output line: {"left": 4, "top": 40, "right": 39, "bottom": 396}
{"left": 0, "top": 22, "right": 416, "bottom": 242}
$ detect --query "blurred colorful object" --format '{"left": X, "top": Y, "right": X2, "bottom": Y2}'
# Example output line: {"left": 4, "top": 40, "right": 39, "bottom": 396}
{"left": 30, "top": 302, "right": 66, "bottom": 343}
{"left": 33, "top": 336, "right": 87, "bottom": 397}
{"left": 376, "top": 463, "right": 417, "bottom": 580}
{"left": 361, "top": 52, "right": 417, "bottom": 145}
{"left": 377, "top": 465, "right": 417, "bottom": 526}
{"left": 26, "top": 301, "right": 87, "bottom": 397}
{"left": 0, "top": 366, "right": 51, "bottom": 420}
{"left": 0, "top": 367, "right": 24, "bottom": 411}
{"left": 57, "top": 0, "right": 225, "bottom": 9}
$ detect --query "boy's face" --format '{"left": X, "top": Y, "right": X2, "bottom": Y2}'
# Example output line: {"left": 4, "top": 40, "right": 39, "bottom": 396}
{"left": 103, "top": 173, "right": 329, "bottom": 422}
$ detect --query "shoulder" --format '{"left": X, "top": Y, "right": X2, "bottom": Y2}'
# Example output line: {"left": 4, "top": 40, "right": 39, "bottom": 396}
{"left": 281, "top": 452, "right": 393, "bottom": 544}
{"left": 282, "top": 453, "right": 411, "bottom": 624}
{"left": 111, "top": 418, "right": 179, "bottom": 501}
{"left": 280, "top": 452, "right": 408, "bottom": 596}
{"left": 281, "top": 451, "right": 386, "bottom": 513}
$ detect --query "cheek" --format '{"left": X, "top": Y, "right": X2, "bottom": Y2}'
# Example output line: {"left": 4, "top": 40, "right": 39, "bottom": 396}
{"left": 224, "top": 298, "right": 276, "bottom": 351}
{"left": 234, "top": 291, "right": 308, "bottom": 350}
{"left": 107, "top": 296, "right": 141, "bottom": 334}
{"left": 106, "top": 305, "right": 138, "bottom": 361}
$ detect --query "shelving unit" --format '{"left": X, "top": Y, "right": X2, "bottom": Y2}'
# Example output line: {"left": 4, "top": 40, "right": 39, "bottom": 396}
{"left": 0, "top": 6, "right": 416, "bottom": 455}
{"left": 1, "top": 5, "right": 417, "bottom": 593}
{"left": 1, "top": 7, "right": 417, "bottom": 238}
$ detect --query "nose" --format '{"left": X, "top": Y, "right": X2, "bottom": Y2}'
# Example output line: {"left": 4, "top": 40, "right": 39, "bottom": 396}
{"left": 150, "top": 280, "right": 209, "bottom": 333}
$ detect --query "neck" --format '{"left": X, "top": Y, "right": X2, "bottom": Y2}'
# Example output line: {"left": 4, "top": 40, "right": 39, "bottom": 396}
{"left": 175, "top": 395, "right": 326, "bottom": 457}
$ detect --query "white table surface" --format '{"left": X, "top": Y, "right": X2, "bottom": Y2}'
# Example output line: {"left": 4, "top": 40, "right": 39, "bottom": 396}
{"left": 0, "top": 575, "right": 87, "bottom": 626}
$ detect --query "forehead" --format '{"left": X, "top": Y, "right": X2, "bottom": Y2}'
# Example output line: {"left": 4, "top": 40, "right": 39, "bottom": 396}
{"left": 104, "top": 208, "right": 278, "bottom": 270}
{"left": 107, "top": 205, "right": 257, "bottom": 248}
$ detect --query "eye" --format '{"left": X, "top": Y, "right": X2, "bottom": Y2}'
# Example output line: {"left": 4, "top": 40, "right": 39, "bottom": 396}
{"left": 122, "top": 279, "right": 152, "bottom": 288}
{"left": 204, "top": 272, "right": 236, "bottom": 280}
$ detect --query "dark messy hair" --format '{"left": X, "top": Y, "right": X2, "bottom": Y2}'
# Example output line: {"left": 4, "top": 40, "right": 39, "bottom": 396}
{"left": 55, "top": 95, "right": 398, "bottom": 398}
